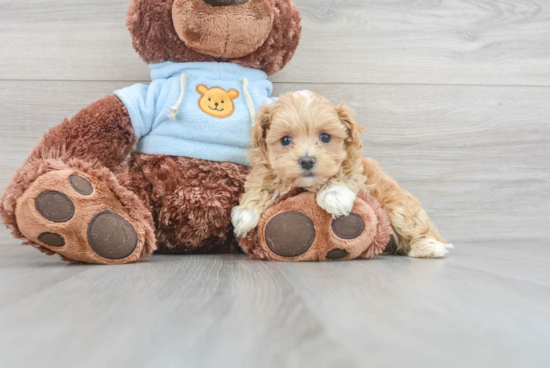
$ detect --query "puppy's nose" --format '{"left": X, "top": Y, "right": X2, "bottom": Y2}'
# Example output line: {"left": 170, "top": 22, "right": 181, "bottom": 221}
{"left": 203, "top": 0, "right": 250, "bottom": 7}
{"left": 299, "top": 156, "right": 316, "bottom": 170}
{"left": 215, "top": 102, "right": 219, "bottom": 106}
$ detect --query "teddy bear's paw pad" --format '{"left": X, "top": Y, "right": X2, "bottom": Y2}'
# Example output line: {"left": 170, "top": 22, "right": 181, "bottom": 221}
{"left": 35, "top": 191, "right": 75, "bottom": 223}
{"left": 265, "top": 211, "right": 315, "bottom": 257}
{"left": 69, "top": 175, "right": 93, "bottom": 195}
{"left": 331, "top": 214, "right": 365, "bottom": 240}
{"left": 87, "top": 211, "right": 138, "bottom": 260}
{"left": 326, "top": 248, "right": 349, "bottom": 260}
{"left": 38, "top": 232, "right": 66, "bottom": 247}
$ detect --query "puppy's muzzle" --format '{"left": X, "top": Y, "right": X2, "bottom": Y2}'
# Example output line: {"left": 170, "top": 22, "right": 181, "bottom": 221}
{"left": 299, "top": 156, "right": 316, "bottom": 171}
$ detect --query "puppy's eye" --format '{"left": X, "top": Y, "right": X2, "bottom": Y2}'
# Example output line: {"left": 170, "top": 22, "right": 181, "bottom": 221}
{"left": 281, "top": 136, "right": 292, "bottom": 146}
{"left": 208, "top": 98, "right": 211, "bottom": 101}
{"left": 221, "top": 101, "right": 225, "bottom": 103}
{"left": 320, "top": 133, "right": 332, "bottom": 143}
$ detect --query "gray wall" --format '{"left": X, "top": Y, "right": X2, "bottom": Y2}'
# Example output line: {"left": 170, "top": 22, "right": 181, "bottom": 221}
{"left": 1, "top": 0, "right": 549, "bottom": 243}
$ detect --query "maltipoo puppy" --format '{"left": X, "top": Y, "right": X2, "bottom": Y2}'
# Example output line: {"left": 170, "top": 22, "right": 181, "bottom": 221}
{"left": 232, "top": 91, "right": 452, "bottom": 258}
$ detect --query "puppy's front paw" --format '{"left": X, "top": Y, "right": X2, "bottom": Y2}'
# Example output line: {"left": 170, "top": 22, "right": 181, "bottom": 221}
{"left": 408, "top": 238, "right": 454, "bottom": 258}
{"left": 316, "top": 186, "right": 356, "bottom": 218}
{"left": 231, "top": 206, "right": 261, "bottom": 238}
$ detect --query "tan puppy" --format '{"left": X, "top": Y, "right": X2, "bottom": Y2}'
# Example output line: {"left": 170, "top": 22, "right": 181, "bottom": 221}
{"left": 232, "top": 91, "right": 453, "bottom": 258}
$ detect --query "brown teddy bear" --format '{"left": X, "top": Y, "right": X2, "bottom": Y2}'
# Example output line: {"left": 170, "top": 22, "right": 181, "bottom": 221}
{"left": 0, "top": 0, "right": 303, "bottom": 264}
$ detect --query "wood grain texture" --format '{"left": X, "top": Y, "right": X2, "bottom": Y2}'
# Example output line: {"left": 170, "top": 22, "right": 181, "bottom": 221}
{"left": 1, "top": 0, "right": 549, "bottom": 85}
{"left": 0, "top": 228, "right": 549, "bottom": 368}
{"left": 1, "top": 81, "right": 548, "bottom": 243}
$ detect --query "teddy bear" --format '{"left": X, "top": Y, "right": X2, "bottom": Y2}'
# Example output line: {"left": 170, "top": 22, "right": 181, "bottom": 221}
{"left": 0, "top": 0, "right": 303, "bottom": 264}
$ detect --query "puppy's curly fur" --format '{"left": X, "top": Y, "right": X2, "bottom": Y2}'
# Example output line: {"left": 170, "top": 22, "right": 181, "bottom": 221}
{"left": 232, "top": 91, "right": 453, "bottom": 258}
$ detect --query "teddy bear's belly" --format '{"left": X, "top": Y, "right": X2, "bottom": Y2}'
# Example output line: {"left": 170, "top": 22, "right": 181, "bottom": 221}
{"left": 120, "top": 153, "right": 251, "bottom": 254}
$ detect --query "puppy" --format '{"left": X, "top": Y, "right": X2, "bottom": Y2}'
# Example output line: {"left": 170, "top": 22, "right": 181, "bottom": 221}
{"left": 232, "top": 91, "right": 452, "bottom": 258}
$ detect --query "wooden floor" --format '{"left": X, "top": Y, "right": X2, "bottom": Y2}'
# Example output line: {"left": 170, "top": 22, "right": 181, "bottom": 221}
{"left": 1, "top": 0, "right": 550, "bottom": 367}
{"left": 0, "top": 229, "right": 549, "bottom": 368}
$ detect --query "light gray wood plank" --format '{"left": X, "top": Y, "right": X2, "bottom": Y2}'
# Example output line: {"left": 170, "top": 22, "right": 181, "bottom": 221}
{"left": 0, "top": 234, "right": 549, "bottom": 368}
{"left": 1, "top": 0, "right": 550, "bottom": 85}
{"left": 1, "top": 81, "right": 549, "bottom": 243}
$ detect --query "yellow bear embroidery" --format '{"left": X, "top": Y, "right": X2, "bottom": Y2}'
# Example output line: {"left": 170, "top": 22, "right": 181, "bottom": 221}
{"left": 197, "top": 84, "right": 240, "bottom": 119}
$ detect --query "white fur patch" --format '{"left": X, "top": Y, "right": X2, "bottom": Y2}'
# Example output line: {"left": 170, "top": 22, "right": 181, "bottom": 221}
{"left": 408, "top": 238, "right": 454, "bottom": 258}
{"left": 231, "top": 207, "right": 261, "bottom": 238}
{"left": 316, "top": 185, "right": 356, "bottom": 218}
{"left": 293, "top": 90, "right": 315, "bottom": 108}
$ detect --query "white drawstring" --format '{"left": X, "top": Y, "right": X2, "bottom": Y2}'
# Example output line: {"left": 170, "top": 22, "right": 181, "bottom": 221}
{"left": 239, "top": 78, "right": 256, "bottom": 124}
{"left": 167, "top": 73, "right": 190, "bottom": 120}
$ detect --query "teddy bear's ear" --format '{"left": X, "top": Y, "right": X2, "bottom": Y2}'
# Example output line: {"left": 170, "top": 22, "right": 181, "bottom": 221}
{"left": 196, "top": 84, "right": 208, "bottom": 95}
{"left": 251, "top": 104, "right": 272, "bottom": 149}
{"left": 228, "top": 89, "right": 240, "bottom": 100}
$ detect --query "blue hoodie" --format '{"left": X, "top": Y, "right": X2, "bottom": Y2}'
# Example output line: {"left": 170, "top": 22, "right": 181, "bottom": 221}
{"left": 114, "top": 62, "right": 274, "bottom": 166}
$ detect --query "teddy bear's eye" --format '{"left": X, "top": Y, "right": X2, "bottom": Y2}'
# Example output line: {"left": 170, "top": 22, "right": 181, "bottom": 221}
{"left": 281, "top": 136, "right": 292, "bottom": 146}
{"left": 208, "top": 98, "right": 211, "bottom": 101}
{"left": 221, "top": 101, "right": 224, "bottom": 103}
{"left": 320, "top": 133, "right": 332, "bottom": 143}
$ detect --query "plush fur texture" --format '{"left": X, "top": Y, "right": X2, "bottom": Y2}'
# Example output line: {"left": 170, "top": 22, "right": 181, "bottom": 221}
{"left": 24, "top": 95, "right": 136, "bottom": 171}
{"left": 127, "top": 0, "right": 302, "bottom": 75}
{"left": 118, "top": 154, "right": 250, "bottom": 254}
{"left": 1, "top": 152, "right": 249, "bottom": 264}
{"left": 238, "top": 189, "right": 392, "bottom": 261}
{"left": 173, "top": 0, "right": 274, "bottom": 59}
{"left": 232, "top": 91, "right": 367, "bottom": 237}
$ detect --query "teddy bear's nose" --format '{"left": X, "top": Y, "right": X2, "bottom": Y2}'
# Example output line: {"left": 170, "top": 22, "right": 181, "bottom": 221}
{"left": 202, "top": 0, "right": 250, "bottom": 7}
{"left": 215, "top": 102, "right": 219, "bottom": 106}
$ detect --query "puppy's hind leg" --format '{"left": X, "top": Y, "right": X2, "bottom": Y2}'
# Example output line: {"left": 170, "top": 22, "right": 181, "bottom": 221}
{"left": 362, "top": 158, "right": 453, "bottom": 258}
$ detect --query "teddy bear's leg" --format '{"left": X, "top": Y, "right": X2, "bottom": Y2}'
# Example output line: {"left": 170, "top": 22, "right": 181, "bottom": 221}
{"left": 362, "top": 157, "right": 453, "bottom": 258}
{"left": 12, "top": 165, "right": 156, "bottom": 264}
{"left": 126, "top": 154, "right": 250, "bottom": 254}
{"left": 241, "top": 191, "right": 391, "bottom": 262}
{"left": 1, "top": 95, "right": 156, "bottom": 264}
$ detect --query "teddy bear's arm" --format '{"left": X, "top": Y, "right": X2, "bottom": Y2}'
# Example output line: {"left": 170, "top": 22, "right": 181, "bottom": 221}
{"left": 25, "top": 95, "right": 136, "bottom": 171}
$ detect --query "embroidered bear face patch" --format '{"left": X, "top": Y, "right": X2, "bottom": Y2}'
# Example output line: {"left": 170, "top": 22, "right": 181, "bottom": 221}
{"left": 197, "top": 84, "right": 240, "bottom": 119}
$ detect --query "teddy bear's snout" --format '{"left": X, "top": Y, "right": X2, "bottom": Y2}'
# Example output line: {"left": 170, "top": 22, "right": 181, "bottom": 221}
{"left": 203, "top": 0, "right": 250, "bottom": 6}
{"left": 173, "top": 0, "right": 274, "bottom": 59}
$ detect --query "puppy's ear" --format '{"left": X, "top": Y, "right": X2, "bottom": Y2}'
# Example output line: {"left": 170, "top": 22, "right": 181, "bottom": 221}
{"left": 336, "top": 102, "right": 364, "bottom": 149}
{"left": 251, "top": 104, "right": 272, "bottom": 149}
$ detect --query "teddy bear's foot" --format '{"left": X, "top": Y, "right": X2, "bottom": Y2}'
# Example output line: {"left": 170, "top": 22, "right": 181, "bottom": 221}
{"left": 264, "top": 211, "right": 367, "bottom": 261}
{"left": 242, "top": 191, "right": 392, "bottom": 262}
{"left": 14, "top": 169, "right": 154, "bottom": 264}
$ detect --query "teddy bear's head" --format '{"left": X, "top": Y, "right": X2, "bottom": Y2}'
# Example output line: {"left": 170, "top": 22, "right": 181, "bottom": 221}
{"left": 126, "top": 0, "right": 302, "bottom": 75}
